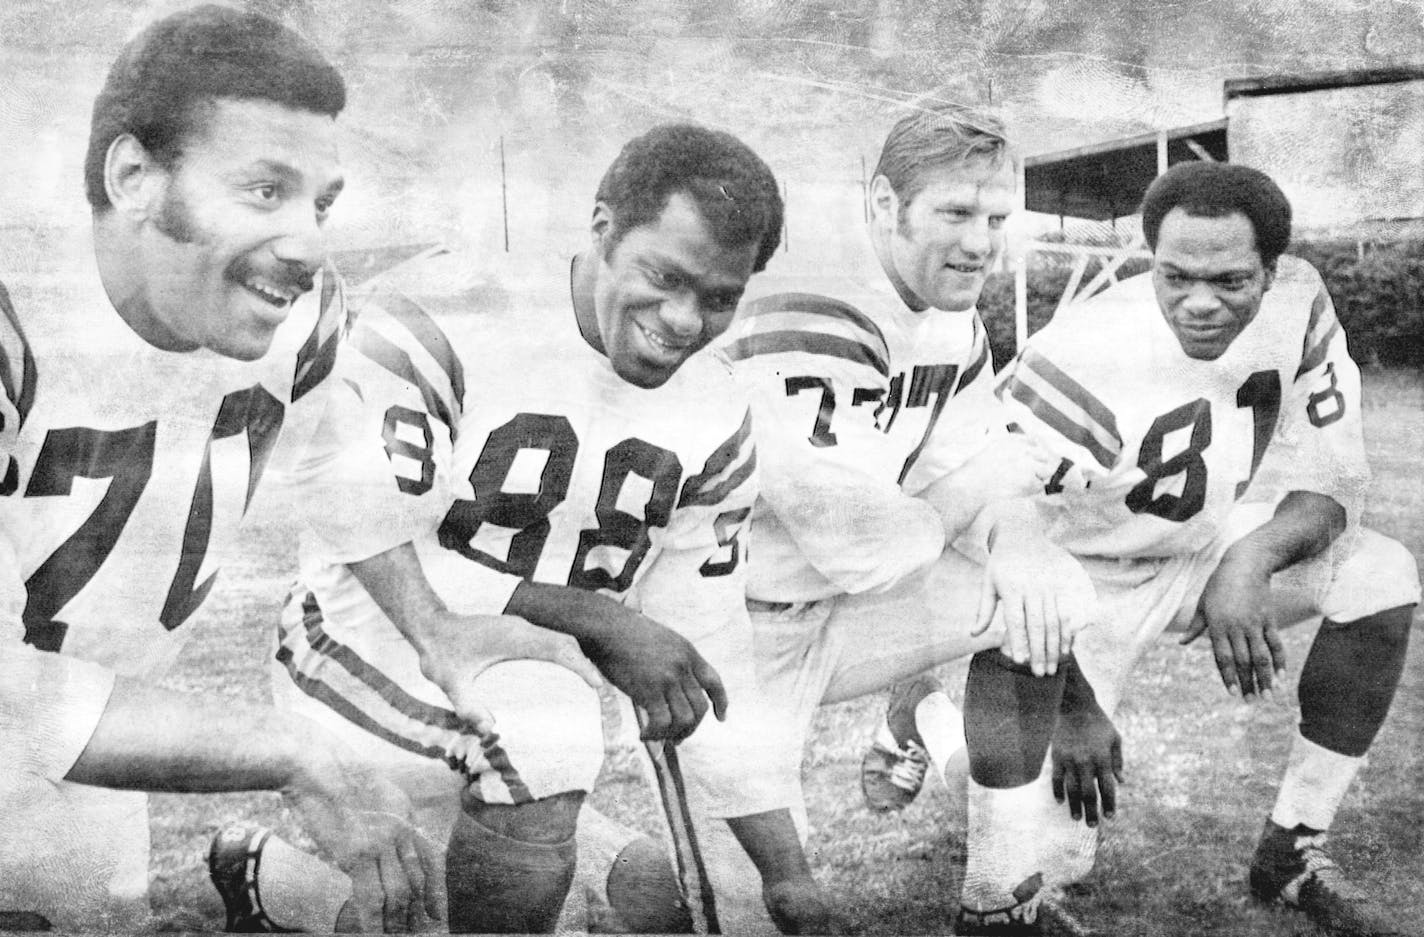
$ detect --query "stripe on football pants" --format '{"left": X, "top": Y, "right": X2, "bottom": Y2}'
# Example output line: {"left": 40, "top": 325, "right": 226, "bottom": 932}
{"left": 277, "top": 592, "right": 535, "bottom": 803}
{"left": 999, "top": 349, "right": 1121, "bottom": 469}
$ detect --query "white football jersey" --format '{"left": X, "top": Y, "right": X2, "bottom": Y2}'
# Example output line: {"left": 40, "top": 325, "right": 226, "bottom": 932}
{"left": 0, "top": 239, "right": 348, "bottom": 779}
{"left": 720, "top": 260, "right": 1002, "bottom": 602}
{"left": 996, "top": 256, "right": 1370, "bottom": 559}
{"left": 282, "top": 248, "right": 759, "bottom": 762}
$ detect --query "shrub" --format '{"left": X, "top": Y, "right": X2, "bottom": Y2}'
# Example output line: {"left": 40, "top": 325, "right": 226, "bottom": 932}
{"left": 980, "top": 241, "right": 1423, "bottom": 369}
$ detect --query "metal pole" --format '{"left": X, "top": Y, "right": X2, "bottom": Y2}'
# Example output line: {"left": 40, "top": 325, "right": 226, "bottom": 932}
{"left": 860, "top": 155, "right": 869, "bottom": 223}
{"left": 500, "top": 136, "right": 510, "bottom": 253}
{"left": 782, "top": 181, "right": 789, "bottom": 253}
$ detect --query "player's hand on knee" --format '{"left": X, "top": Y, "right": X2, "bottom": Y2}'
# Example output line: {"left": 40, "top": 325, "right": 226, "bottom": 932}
{"left": 285, "top": 747, "right": 446, "bottom": 932}
{"left": 585, "top": 609, "right": 728, "bottom": 742}
{"left": 977, "top": 534, "right": 1095, "bottom": 677}
{"left": 1179, "top": 558, "right": 1285, "bottom": 702}
{"left": 1051, "top": 700, "right": 1124, "bottom": 828}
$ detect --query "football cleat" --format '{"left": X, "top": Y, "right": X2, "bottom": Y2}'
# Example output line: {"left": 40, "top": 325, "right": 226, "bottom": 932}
{"left": 209, "top": 825, "right": 294, "bottom": 933}
{"left": 955, "top": 874, "right": 1095, "bottom": 936}
{"left": 1248, "top": 820, "right": 1405, "bottom": 937}
{"left": 860, "top": 675, "right": 941, "bottom": 812}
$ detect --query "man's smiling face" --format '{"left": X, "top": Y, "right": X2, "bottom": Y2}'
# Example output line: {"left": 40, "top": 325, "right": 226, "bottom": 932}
{"left": 133, "top": 97, "right": 344, "bottom": 360}
{"left": 880, "top": 156, "right": 1014, "bottom": 312}
{"left": 588, "top": 191, "right": 758, "bottom": 389}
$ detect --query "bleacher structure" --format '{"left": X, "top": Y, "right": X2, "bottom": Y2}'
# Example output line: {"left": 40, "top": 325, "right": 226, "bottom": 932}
{"left": 1011, "top": 67, "right": 1424, "bottom": 346}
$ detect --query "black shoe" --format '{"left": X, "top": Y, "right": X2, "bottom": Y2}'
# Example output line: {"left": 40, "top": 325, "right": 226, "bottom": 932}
{"left": 208, "top": 826, "right": 294, "bottom": 933}
{"left": 1249, "top": 819, "right": 1405, "bottom": 937}
{"left": 860, "top": 676, "right": 943, "bottom": 812}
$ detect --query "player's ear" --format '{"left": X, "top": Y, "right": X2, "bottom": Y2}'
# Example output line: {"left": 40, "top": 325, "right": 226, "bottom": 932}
{"left": 104, "top": 133, "right": 165, "bottom": 218}
{"left": 868, "top": 174, "right": 899, "bottom": 230}
{"left": 1262, "top": 259, "right": 1277, "bottom": 292}
{"left": 590, "top": 202, "right": 614, "bottom": 253}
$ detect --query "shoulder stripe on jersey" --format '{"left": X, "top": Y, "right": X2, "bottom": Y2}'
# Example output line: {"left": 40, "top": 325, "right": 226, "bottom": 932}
{"left": 731, "top": 292, "right": 890, "bottom": 376}
{"left": 278, "top": 593, "right": 535, "bottom": 802}
{"left": 0, "top": 281, "right": 37, "bottom": 429}
{"left": 292, "top": 268, "right": 345, "bottom": 403}
{"left": 373, "top": 288, "right": 467, "bottom": 408}
{"left": 724, "top": 332, "right": 889, "bottom": 377}
{"left": 679, "top": 409, "right": 756, "bottom": 509}
{"left": 1297, "top": 287, "right": 1340, "bottom": 378}
{"left": 999, "top": 349, "right": 1121, "bottom": 468}
{"left": 743, "top": 293, "right": 888, "bottom": 351}
{"left": 352, "top": 324, "right": 458, "bottom": 432}
{"left": 952, "top": 326, "right": 991, "bottom": 397}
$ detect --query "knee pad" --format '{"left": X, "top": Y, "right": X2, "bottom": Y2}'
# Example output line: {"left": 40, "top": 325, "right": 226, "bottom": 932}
{"left": 467, "top": 660, "right": 605, "bottom": 803}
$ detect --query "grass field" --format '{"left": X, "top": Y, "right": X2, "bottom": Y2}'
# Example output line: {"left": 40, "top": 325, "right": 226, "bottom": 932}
{"left": 149, "top": 368, "right": 1424, "bottom": 935}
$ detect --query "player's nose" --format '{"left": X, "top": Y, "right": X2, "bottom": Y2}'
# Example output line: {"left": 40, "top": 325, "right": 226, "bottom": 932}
{"left": 660, "top": 290, "right": 703, "bottom": 339}
{"left": 1180, "top": 282, "right": 1221, "bottom": 316}
{"left": 270, "top": 206, "right": 327, "bottom": 277}
{"left": 958, "top": 216, "right": 993, "bottom": 258}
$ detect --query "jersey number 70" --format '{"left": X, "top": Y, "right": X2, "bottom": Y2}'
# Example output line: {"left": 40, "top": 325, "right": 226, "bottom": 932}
{"left": 18, "top": 384, "right": 285, "bottom": 651}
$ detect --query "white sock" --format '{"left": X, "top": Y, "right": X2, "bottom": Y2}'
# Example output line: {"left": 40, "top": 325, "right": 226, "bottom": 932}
{"left": 914, "top": 692, "right": 967, "bottom": 785}
{"left": 1270, "top": 732, "right": 1364, "bottom": 832}
{"left": 962, "top": 772, "right": 1100, "bottom": 911}
{"left": 255, "top": 833, "right": 352, "bottom": 932}
{"left": 961, "top": 779, "right": 1048, "bottom": 912}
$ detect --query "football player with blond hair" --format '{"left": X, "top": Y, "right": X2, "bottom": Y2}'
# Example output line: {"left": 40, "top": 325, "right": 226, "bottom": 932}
{"left": 720, "top": 100, "right": 1118, "bottom": 931}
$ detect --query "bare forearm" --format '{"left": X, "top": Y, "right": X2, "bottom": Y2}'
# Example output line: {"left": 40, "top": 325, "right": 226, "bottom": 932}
{"left": 1220, "top": 490, "right": 1346, "bottom": 575}
{"left": 66, "top": 678, "right": 331, "bottom": 794}
{"left": 504, "top": 580, "right": 621, "bottom": 647}
{"left": 918, "top": 472, "right": 992, "bottom": 544}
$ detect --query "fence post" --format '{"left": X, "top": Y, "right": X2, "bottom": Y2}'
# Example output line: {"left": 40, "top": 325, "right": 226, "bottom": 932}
{"left": 500, "top": 136, "right": 510, "bottom": 253}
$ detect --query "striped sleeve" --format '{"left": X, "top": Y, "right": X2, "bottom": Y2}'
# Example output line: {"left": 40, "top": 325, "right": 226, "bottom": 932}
{"left": 350, "top": 286, "right": 466, "bottom": 436}
{"left": 1295, "top": 281, "right": 1340, "bottom": 380}
{"left": 952, "top": 317, "right": 992, "bottom": 397}
{"left": 678, "top": 409, "right": 756, "bottom": 510}
{"left": 996, "top": 346, "right": 1122, "bottom": 470}
{"left": 724, "top": 292, "right": 891, "bottom": 378}
{"left": 636, "top": 407, "right": 758, "bottom": 646}
{"left": 1264, "top": 271, "right": 1370, "bottom": 521}
{"left": 0, "top": 281, "right": 36, "bottom": 495}
{"left": 291, "top": 266, "right": 348, "bottom": 403}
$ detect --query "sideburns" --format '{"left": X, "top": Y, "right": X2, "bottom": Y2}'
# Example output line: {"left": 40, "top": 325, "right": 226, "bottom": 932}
{"left": 153, "top": 188, "right": 200, "bottom": 245}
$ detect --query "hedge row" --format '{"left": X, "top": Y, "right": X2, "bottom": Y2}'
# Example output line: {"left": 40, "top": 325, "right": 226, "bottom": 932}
{"left": 978, "top": 241, "right": 1424, "bottom": 369}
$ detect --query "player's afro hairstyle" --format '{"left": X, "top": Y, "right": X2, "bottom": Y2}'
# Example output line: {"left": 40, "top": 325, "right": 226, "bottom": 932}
{"left": 874, "top": 100, "right": 1010, "bottom": 206}
{"left": 85, "top": 3, "right": 345, "bottom": 211}
{"left": 595, "top": 123, "right": 784, "bottom": 274}
{"left": 1140, "top": 162, "right": 1293, "bottom": 267}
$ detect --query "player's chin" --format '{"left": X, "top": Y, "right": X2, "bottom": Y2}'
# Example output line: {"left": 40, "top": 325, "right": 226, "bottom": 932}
{"left": 928, "top": 278, "right": 985, "bottom": 312}
{"left": 214, "top": 324, "right": 281, "bottom": 362}
{"left": 1173, "top": 329, "right": 1234, "bottom": 360}
{"left": 617, "top": 350, "right": 692, "bottom": 389}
